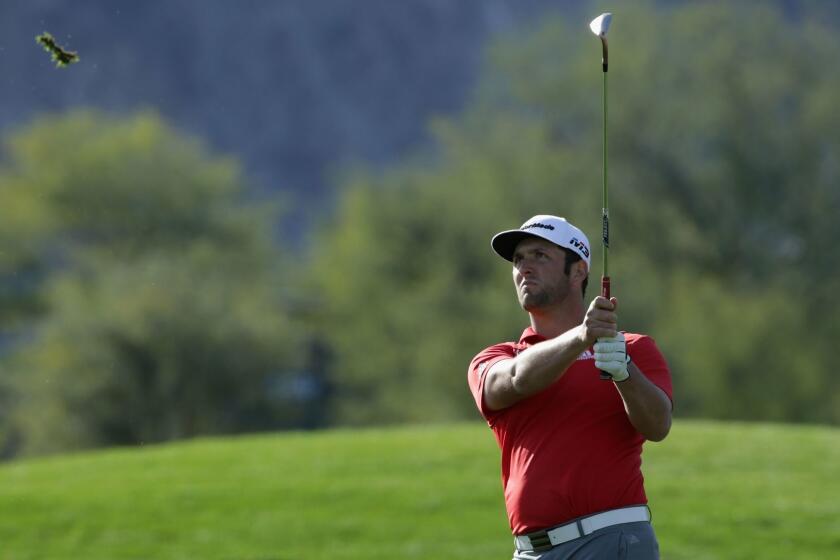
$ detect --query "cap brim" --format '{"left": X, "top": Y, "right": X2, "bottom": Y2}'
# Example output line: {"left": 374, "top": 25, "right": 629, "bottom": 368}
{"left": 491, "top": 230, "right": 543, "bottom": 262}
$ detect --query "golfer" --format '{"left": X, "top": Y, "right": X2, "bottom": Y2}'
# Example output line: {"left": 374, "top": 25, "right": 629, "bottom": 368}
{"left": 468, "top": 215, "right": 673, "bottom": 559}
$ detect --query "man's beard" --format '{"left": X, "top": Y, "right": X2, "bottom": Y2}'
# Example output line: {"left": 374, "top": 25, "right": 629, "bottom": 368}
{"left": 518, "top": 278, "right": 570, "bottom": 311}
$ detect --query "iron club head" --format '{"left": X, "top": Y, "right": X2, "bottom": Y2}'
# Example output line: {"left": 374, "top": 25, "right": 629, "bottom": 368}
{"left": 589, "top": 13, "right": 612, "bottom": 37}
{"left": 589, "top": 13, "right": 611, "bottom": 72}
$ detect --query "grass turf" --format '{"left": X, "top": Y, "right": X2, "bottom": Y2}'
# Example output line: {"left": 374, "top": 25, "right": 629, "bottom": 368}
{"left": 0, "top": 420, "right": 838, "bottom": 559}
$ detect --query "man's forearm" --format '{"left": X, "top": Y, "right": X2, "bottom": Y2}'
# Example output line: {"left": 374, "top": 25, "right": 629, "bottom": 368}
{"left": 510, "top": 326, "right": 589, "bottom": 397}
{"left": 615, "top": 364, "right": 672, "bottom": 441}
{"left": 484, "top": 297, "right": 619, "bottom": 411}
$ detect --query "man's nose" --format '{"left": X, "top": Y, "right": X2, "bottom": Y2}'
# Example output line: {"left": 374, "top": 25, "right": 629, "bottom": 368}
{"left": 516, "top": 259, "right": 534, "bottom": 275}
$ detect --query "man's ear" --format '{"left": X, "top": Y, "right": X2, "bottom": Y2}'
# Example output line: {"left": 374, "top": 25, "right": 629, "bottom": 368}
{"left": 571, "top": 260, "right": 588, "bottom": 284}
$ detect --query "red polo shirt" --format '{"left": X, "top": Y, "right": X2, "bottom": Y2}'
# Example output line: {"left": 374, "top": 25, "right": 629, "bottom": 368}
{"left": 467, "top": 327, "right": 673, "bottom": 535}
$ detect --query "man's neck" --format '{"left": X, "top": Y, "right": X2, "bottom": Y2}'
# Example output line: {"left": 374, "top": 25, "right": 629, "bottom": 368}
{"left": 528, "top": 300, "right": 585, "bottom": 340}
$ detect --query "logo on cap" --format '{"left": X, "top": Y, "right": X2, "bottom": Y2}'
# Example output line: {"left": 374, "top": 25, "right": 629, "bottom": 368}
{"left": 522, "top": 222, "right": 555, "bottom": 232}
{"left": 570, "top": 237, "right": 590, "bottom": 258}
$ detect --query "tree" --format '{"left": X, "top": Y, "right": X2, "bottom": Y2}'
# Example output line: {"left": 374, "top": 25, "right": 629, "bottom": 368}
{"left": 306, "top": 1, "right": 840, "bottom": 425}
{"left": 308, "top": 117, "right": 592, "bottom": 424}
{"left": 0, "top": 111, "right": 304, "bottom": 456}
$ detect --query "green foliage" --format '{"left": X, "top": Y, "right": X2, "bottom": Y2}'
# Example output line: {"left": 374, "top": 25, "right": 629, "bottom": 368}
{"left": 489, "top": 1, "right": 840, "bottom": 286}
{"left": 3, "top": 110, "right": 261, "bottom": 257}
{"left": 15, "top": 250, "right": 296, "bottom": 454}
{"left": 0, "top": 421, "right": 837, "bottom": 559}
{"left": 657, "top": 272, "right": 830, "bottom": 421}
{"left": 309, "top": 118, "right": 575, "bottom": 424}
{"left": 3, "top": 2, "right": 839, "bottom": 456}
{"left": 0, "top": 111, "right": 303, "bottom": 456}
{"left": 308, "top": 1, "right": 840, "bottom": 425}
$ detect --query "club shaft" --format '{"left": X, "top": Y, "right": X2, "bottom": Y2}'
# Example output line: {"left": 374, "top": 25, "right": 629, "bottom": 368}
{"left": 601, "top": 69, "right": 609, "bottom": 299}
{"left": 593, "top": 17, "right": 612, "bottom": 381}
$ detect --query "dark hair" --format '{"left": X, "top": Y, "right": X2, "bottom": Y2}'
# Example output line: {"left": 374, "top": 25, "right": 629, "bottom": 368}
{"left": 562, "top": 249, "right": 588, "bottom": 298}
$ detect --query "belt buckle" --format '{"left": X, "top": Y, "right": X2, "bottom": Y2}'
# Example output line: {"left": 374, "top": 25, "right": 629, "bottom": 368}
{"left": 524, "top": 530, "right": 553, "bottom": 553}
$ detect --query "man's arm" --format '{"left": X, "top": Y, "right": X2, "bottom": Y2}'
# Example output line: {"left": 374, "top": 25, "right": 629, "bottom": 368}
{"left": 594, "top": 331, "right": 673, "bottom": 441}
{"left": 483, "top": 297, "right": 617, "bottom": 411}
{"left": 483, "top": 329, "right": 586, "bottom": 411}
{"left": 613, "top": 364, "right": 672, "bottom": 441}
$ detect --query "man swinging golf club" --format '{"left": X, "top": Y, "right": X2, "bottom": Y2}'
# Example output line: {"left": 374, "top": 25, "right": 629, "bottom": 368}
{"left": 466, "top": 15, "right": 673, "bottom": 560}
{"left": 468, "top": 215, "right": 672, "bottom": 558}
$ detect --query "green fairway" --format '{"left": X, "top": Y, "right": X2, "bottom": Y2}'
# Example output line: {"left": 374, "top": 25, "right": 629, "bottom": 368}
{"left": 0, "top": 420, "right": 838, "bottom": 559}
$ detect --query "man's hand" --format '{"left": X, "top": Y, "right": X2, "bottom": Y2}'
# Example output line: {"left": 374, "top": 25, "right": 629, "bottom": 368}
{"left": 580, "top": 296, "right": 619, "bottom": 346}
{"left": 594, "top": 332, "right": 630, "bottom": 382}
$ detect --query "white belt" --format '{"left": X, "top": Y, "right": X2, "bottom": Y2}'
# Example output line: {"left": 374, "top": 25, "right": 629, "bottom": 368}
{"left": 514, "top": 505, "right": 651, "bottom": 552}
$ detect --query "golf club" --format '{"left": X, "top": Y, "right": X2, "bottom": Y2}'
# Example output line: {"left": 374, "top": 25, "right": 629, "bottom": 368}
{"left": 589, "top": 12, "right": 611, "bottom": 299}
{"left": 590, "top": 12, "right": 613, "bottom": 381}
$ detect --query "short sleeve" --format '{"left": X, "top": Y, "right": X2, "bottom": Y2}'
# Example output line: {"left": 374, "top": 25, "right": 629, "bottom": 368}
{"left": 626, "top": 334, "right": 673, "bottom": 404}
{"left": 467, "top": 343, "right": 516, "bottom": 423}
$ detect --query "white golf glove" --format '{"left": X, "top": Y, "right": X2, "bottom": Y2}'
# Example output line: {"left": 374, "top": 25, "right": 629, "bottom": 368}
{"left": 594, "top": 332, "right": 631, "bottom": 382}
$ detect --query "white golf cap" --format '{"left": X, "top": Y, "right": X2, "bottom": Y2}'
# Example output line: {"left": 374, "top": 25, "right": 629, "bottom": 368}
{"left": 491, "top": 215, "right": 591, "bottom": 269}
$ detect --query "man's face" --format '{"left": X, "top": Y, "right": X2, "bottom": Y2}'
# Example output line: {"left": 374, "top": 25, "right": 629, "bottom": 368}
{"left": 511, "top": 237, "right": 572, "bottom": 311}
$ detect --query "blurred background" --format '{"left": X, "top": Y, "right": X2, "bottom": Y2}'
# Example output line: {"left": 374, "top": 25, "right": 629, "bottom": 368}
{"left": 1, "top": 0, "right": 838, "bottom": 460}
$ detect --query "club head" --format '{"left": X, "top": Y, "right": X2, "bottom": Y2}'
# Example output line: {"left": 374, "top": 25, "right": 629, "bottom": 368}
{"left": 589, "top": 13, "right": 612, "bottom": 38}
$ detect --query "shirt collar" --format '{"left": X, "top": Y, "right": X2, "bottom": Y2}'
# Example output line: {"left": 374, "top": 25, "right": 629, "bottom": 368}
{"left": 519, "top": 326, "right": 546, "bottom": 345}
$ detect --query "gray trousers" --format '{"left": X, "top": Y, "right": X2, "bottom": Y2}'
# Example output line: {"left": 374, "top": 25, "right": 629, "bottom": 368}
{"left": 512, "top": 522, "right": 659, "bottom": 560}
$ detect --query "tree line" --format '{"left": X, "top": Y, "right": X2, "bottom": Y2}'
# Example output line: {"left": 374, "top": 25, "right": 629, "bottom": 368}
{"left": 1, "top": 2, "right": 838, "bottom": 458}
